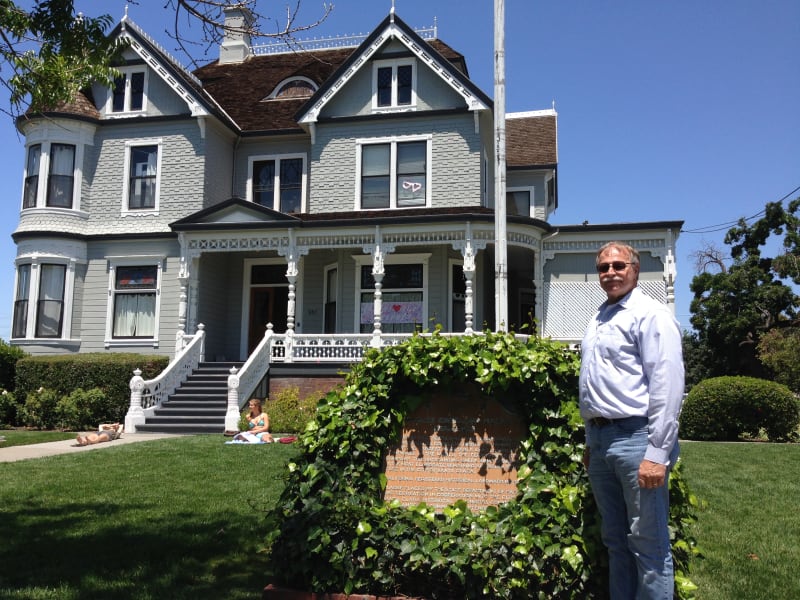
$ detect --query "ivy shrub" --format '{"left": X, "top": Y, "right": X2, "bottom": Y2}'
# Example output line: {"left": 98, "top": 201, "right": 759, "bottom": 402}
{"left": 267, "top": 386, "right": 322, "bottom": 433}
{"left": 681, "top": 376, "right": 800, "bottom": 442}
{"left": 265, "top": 331, "right": 700, "bottom": 599}
{"left": 55, "top": 387, "right": 116, "bottom": 430}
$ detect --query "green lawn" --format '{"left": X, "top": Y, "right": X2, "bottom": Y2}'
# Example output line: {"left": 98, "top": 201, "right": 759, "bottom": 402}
{"left": 0, "top": 435, "right": 797, "bottom": 599}
{"left": 0, "top": 429, "right": 76, "bottom": 447}
{"left": 0, "top": 435, "right": 300, "bottom": 600}
{"left": 680, "top": 441, "right": 800, "bottom": 600}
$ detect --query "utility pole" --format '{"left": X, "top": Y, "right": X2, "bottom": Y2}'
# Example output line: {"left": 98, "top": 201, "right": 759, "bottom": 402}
{"left": 494, "top": 0, "right": 508, "bottom": 332}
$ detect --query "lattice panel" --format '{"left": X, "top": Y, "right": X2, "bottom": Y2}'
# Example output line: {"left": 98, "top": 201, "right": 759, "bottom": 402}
{"left": 542, "top": 281, "right": 667, "bottom": 342}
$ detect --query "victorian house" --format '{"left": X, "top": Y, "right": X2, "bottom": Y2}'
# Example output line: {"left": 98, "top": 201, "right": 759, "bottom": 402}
{"left": 10, "top": 8, "right": 681, "bottom": 431}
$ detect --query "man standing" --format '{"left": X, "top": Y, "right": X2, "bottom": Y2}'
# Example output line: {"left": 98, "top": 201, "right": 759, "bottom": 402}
{"left": 579, "top": 241, "right": 685, "bottom": 599}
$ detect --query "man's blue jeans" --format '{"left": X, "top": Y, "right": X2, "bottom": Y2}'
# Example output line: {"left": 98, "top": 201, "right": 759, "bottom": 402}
{"left": 587, "top": 416, "right": 678, "bottom": 600}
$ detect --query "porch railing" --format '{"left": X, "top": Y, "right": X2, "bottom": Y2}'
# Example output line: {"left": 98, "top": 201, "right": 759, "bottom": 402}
{"left": 125, "top": 325, "right": 206, "bottom": 433}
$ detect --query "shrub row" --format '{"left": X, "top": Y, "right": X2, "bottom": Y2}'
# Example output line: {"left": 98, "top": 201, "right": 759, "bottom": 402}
{"left": 2, "top": 387, "right": 119, "bottom": 430}
{"left": 681, "top": 376, "right": 800, "bottom": 442}
{"left": 1, "top": 353, "right": 168, "bottom": 429}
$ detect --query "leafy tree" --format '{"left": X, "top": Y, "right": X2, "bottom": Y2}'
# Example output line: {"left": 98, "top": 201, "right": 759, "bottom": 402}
{"left": 758, "top": 326, "right": 800, "bottom": 393}
{"left": 689, "top": 198, "right": 800, "bottom": 377}
{"left": 1, "top": 0, "right": 332, "bottom": 119}
{"left": 0, "top": 0, "right": 119, "bottom": 118}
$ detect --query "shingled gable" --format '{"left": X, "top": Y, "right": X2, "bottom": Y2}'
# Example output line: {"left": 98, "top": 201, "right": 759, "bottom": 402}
{"left": 506, "top": 110, "right": 558, "bottom": 168}
{"left": 109, "top": 16, "right": 238, "bottom": 130}
{"left": 295, "top": 11, "right": 493, "bottom": 127}
{"left": 170, "top": 197, "right": 301, "bottom": 231}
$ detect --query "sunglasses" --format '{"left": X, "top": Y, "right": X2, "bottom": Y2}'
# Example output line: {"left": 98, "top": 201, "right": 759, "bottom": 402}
{"left": 596, "top": 261, "right": 633, "bottom": 273}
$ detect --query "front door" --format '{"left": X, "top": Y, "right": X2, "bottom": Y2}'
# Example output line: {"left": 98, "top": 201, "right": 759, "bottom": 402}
{"left": 245, "top": 262, "right": 289, "bottom": 355}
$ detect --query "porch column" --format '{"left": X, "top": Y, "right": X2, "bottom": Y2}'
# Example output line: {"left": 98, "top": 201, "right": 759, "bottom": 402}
{"left": 176, "top": 257, "right": 191, "bottom": 354}
{"left": 462, "top": 240, "right": 476, "bottom": 334}
{"left": 280, "top": 229, "right": 309, "bottom": 333}
{"left": 372, "top": 243, "right": 385, "bottom": 340}
{"left": 453, "top": 223, "right": 484, "bottom": 334}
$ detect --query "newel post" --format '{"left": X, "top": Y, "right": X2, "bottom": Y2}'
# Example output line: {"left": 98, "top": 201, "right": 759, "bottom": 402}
{"left": 125, "top": 369, "right": 146, "bottom": 433}
{"left": 225, "top": 366, "right": 241, "bottom": 433}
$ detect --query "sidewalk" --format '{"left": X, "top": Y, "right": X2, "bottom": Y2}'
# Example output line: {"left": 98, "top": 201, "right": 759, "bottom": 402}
{"left": 0, "top": 432, "right": 185, "bottom": 463}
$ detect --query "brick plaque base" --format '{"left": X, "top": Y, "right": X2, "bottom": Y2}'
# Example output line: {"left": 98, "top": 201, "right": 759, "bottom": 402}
{"left": 382, "top": 383, "right": 526, "bottom": 511}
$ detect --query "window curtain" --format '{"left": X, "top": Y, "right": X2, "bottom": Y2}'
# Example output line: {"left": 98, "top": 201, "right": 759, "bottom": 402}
{"left": 113, "top": 293, "right": 156, "bottom": 337}
{"left": 36, "top": 264, "right": 65, "bottom": 337}
{"left": 130, "top": 146, "right": 157, "bottom": 209}
{"left": 361, "top": 144, "right": 390, "bottom": 208}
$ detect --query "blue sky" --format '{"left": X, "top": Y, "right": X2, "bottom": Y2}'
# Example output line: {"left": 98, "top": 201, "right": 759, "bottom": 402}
{"left": 0, "top": 0, "right": 797, "bottom": 337}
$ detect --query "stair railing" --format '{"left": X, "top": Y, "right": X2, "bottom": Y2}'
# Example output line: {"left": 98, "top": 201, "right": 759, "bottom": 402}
{"left": 225, "top": 323, "right": 275, "bottom": 432}
{"left": 125, "top": 324, "right": 206, "bottom": 433}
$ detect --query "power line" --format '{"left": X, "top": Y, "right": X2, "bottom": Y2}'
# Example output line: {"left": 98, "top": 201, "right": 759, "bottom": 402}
{"left": 681, "top": 185, "right": 800, "bottom": 235}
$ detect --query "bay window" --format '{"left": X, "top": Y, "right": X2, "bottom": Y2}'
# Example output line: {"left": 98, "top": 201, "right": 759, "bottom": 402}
{"left": 36, "top": 264, "right": 66, "bottom": 338}
{"left": 23, "top": 145, "right": 41, "bottom": 209}
{"left": 12, "top": 260, "right": 70, "bottom": 340}
{"left": 21, "top": 142, "right": 77, "bottom": 210}
{"left": 46, "top": 144, "right": 75, "bottom": 208}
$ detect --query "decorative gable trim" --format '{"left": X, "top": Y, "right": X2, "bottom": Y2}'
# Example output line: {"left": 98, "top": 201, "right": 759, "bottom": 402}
{"left": 170, "top": 197, "right": 301, "bottom": 230}
{"left": 297, "top": 14, "right": 490, "bottom": 125}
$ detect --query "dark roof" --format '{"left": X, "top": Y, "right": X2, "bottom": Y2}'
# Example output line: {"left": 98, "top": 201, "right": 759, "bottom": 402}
{"left": 193, "top": 35, "right": 470, "bottom": 133}
{"left": 506, "top": 113, "right": 557, "bottom": 168}
{"left": 19, "top": 88, "right": 101, "bottom": 124}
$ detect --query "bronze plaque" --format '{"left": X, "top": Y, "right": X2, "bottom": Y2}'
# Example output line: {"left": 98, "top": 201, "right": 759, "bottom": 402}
{"left": 382, "top": 384, "right": 527, "bottom": 511}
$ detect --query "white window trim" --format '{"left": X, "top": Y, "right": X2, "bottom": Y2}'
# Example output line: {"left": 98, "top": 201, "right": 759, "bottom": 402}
{"left": 371, "top": 58, "right": 417, "bottom": 112}
{"left": 266, "top": 76, "right": 318, "bottom": 100}
{"left": 351, "top": 253, "right": 431, "bottom": 331}
{"left": 246, "top": 153, "right": 308, "bottom": 213}
{"left": 507, "top": 186, "right": 535, "bottom": 218}
{"left": 105, "top": 67, "right": 149, "bottom": 116}
{"left": 104, "top": 255, "right": 164, "bottom": 348}
{"left": 323, "top": 263, "right": 338, "bottom": 333}
{"left": 121, "top": 138, "right": 162, "bottom": 216}
{"left": 12, "top": 256, "right": 76, "bottom": 342}
{"left": 21, "top": 141, "right": 85, "bottom": 212}
{"left": 355, "top": 134, "right": 432, "bottom": 211}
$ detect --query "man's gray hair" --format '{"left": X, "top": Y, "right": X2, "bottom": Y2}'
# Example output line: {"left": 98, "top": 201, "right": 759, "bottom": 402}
{"left": 596, "top": 241, "right": 640, "bottom": 265}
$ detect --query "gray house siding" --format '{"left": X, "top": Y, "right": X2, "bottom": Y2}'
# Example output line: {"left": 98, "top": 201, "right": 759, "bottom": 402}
{"left": 75, "top": 239, "right": 181, "bottom": 356}
{"left": 233, "top": 136, "right": 311, "bottom": 204}
{"left": 310, "top": 114, "right": 481, "bottom": 213}
{"left": 201, "top": 121, "right": 236, "bottom": 208}
{"left": 86, "top": 123, "right": 206, "bottom": 233}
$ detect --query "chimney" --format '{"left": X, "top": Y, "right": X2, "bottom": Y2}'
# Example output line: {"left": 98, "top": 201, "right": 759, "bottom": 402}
{"left": 219, "top": 5, "right": 254, "bottom": 64}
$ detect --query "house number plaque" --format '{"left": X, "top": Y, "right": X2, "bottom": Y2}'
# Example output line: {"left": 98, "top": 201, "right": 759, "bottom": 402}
{"left": 382, "top": 384, "right": 526, "bottom": 511}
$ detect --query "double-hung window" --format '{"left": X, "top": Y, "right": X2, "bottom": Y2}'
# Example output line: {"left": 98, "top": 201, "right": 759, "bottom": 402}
{"left": 23, "top": 145, "right": 41, "bottom": 209}
{"left": 124, "top": 141, "right": 161, "bottom": 212}
{"left": 22, "top": 142, "right": 77, "bottom": 210}
{"left": 249, "top": 154, "right": 305, "bottom": 213}
{"left": 111, "top": 69, "right": 146, "bottom": 114}
{"left": 359, "top": 137, "right": 430, "bottom": 210}
{"left": 12, "top": 260, "right": 71, "bottom": 340}
{"left": 46, "top": 144, "right": 75, "bottom": 208}
{"left": 373, "top": 59, "right": 415, "bottom": 110}
{"left": 110, "top": 264, "right": 159, "bottom": 340}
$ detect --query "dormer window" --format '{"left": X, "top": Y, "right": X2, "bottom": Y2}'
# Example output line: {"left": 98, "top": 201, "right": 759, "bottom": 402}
{"left": 110, "top": 68, "right": 147, "bottom": 114}
{"left": 268, "top": 77, "right": 317, "bottom": 100}
{"left": 372, "top": 59, "right": 416, "bottom": 110}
